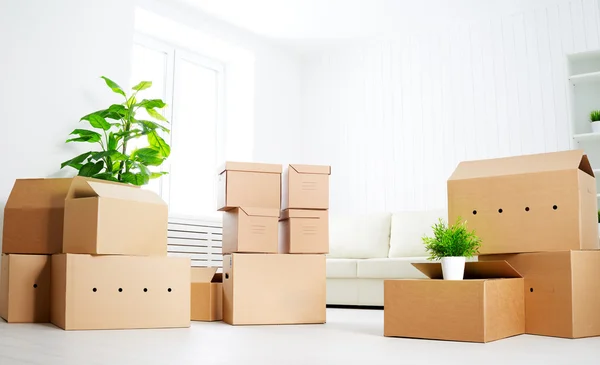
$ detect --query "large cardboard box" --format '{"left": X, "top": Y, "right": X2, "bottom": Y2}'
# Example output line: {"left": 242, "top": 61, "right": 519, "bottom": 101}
{"left": 0, "top": 254, "right": 51, "bottom": 323}
{"left": 282, "top": 164, "right": 331, "bottom": 210}
{"left": 217, "top": 162, "right": 282, "bottom": 211}
{"left": 279, "top": 209, "right": 329, "bottom": 254}
{"left": 222, "top": 207, "right": 279, "bottom": 254}
{"left": 448, "top": 150, "right": 598, "bottom": 254}
{"left": 191, "top": 267, "right": 223, "bottom": 321}
{"left": 384, "top": 261, "right": 525, "bottom": 343}
{"left": 223, "top": 253, "right": 326, "bottom": 325}
{"left": 2, "top": 178, "right": 72, "bottom": 254}
{"left": 480, "top": 251, "right": 600, "bottom": 338}
{"left": 62, "top": 177, "right": 167, "bottom": 256}
{"left": 51, "top": 254, "right": 190, "bottom": 330}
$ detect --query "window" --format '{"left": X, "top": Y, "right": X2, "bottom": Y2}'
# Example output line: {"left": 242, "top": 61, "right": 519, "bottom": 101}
{"left": 130, "top": 34, "right": 224, "bottom": 219}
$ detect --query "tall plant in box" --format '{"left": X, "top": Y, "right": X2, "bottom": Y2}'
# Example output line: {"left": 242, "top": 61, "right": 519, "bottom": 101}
{"left": 60, "top": 76, "right": 170, "bottom": 185}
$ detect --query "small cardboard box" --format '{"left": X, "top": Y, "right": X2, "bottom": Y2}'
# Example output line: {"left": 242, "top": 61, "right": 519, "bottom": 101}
{"left": 222, "top": 207, "right": 279, "bottom": 254}
{"left": 480, "top": 251, "right": 600, "bottom": 338}
{"left": 51, "top": 254, "right": 190, "bottom": 330}
{"left": 2, "top": 178, "right": 72, "bottom": 254}
{"left": 217, "top": 162, "right": 282, "bottom": 211}
{"left": 191, "top": 267, "right": 223, "bottom": 321}
{"left": 282, "top": 164, "right": 331, "bottom": 210}
{"left": 63, "top": 177, "right": 167, "bottom": 256}
{"left": 0, "top": 254, "right": 51, "bottom": 323}
{"left": 279, "top": 209, "right": 329, "bottom": 254}
{"left": 223, "top": 253, "right": 326, "bottom": 325}
{"left": 448, "top": 150, "right": 598, "bottom": 254}
{"left": 384, "top": 261, "right": 525, "bottom": 343}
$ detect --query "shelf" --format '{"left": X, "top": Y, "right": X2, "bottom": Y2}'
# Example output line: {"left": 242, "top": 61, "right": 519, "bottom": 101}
{"left": 573, "top": 132, "right": 600, "bottom": 141}
{"left": 569, "top": 71, "right": 600, "bottom": 85}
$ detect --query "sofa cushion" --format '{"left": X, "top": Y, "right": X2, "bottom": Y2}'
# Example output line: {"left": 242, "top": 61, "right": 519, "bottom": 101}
{"left": 389, "top": 210, "right": 447, "bottom": 258}
{"left": 328, "top": 213, "right": 391, "bottom": 259}
{"left": 357, "top": 257, "right": 430, "bottom": 279}
{"left": 326, "top": 259, "right": 358, "bottom": 278}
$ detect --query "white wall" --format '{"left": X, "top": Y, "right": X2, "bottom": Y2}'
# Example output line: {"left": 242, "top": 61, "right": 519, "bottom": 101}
{"left": 0, "top": 0, "right": 135, "bottom": 251}
{"left": 299, "top": 0, "right": 600, "bottom": 215}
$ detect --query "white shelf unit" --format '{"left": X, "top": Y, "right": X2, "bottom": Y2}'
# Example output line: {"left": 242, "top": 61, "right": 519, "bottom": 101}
{"left": 567, "top": 50, "right": 600, "bottom": 202}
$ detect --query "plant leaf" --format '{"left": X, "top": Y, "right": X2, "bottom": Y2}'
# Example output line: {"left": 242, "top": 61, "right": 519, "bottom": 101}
{"left": 82, "top": 113, "right": 111, "bottom": 131}
{"left": 101, "top": 76, "right": 126, "bottom": 97}
{"left": 148, "top": 131, "right": 171, "bottom": 157}
{"left": 66, "top": 129, "right": 102, "bottom": 143}
{"left": 91, "top": 150, "right": 127, "bottom": 162}
{"left": 146, "top": 107, "right": 168, "bottom": 122}
{"left": 132, "top": 81, "right": 152, "bottom": 91}
{"left": 108, "top": 133, "right": 117, "bottom": 150}
{"left": 133, "top": 147, "right": 164, "bottom": 166}
{"left": 136, "top": 99, "right": 166, "bottom": 109}
{"left": 121, "top": 172, "right": 149, "bottom": 186}
{"left": 133, "top": 119, "right": 170, "bottom": 133}
{"left": 127, "top": 94, "right": 137, "bottom": 108}
{"left": 150, "top": 172, "right": 168, "bottom": 179}
{"left": 78, "top": 161, "right": 104, "bottom": 177}
{"left": 91, "top": 172, "right": 119, "bottom": 182}
{"left": 60, "top": 151, "right": 93, "bottom": 169}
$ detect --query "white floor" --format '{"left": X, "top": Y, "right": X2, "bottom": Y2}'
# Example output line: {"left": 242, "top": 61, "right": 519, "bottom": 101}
{"left": 1, "top": 308, "right": 599, "bottom": 365}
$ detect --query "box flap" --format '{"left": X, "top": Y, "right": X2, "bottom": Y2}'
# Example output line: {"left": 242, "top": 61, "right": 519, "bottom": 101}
{"left": 238, "top": 207, "right": 280, "bottom": 218}
{"left": 66, "top": 177, "right": 165, "bottom": 205}
{"left": 191, "top": 267, "right": 219, "bottom": 283}
{"left": 5, "top": 178, "right": 72, "bottom": 209}
{"left": 289, "top": 164, "right": 331, "bottom": 175}
{"left": 280, "top": 209, "right": 324, "bottom": 220}
{"left": 448, "top": 150, "right": 593, "bottom": 180}
{"left": 218, "top": 161, "right": 282, "bottom": 174}
{"left": 412, "top": 261, "right": 522, "bottom": 279}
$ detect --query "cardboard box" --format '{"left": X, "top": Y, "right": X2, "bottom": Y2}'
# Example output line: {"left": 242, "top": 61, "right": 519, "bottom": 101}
{"left": 279, "top": 209, "right": 329, "bottom": 254}
{"left": 51, "top": 254, "right": 190, "bottom": 330}
{"left": 217, "top": 162, "right": 282, "bottom": 211}
{"left": 0, "top": 254, "right": 51, "bottom": 323}
{"left": 223, "top": 253, "right": 326, "bottom": 325}
{"left": 479, "top": 251, "right": 600, "bottom": 338}
{"left": 62, "top": 177, "right": 167, "bottom": 256}
{"left": 2, "top": 178, "right": 72, "bottom": 254}
{"left": 222, "top": 207, "right": 279, "bottom": 254}
{"left": 448, "top": 150, "right": 598, "bottom": 254}
{"left": 282, "top": 164, "right": 331, "bottom": 210}
{"left": 191, "top": 267, "right": 223, "bottom": 321}
{"left": 384, "top": 261, "right": 525, "bottom": 343}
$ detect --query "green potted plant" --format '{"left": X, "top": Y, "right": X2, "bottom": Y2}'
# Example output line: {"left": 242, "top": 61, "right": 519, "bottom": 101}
{"left": 590, "top": 110, "right": 600, "bottom": 133}
{"left": 60, "top": 76, "right": 170, "bottom": 185}
{"left": 422, "top": 217, "right": 482, "bottom": 280}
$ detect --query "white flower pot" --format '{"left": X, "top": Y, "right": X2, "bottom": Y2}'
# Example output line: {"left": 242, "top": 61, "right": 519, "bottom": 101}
{"left": 592, "top": 121, "right": 600, "bottom": 133}
{"left": 441, "top": 256, "right": 466, "bottom": 280}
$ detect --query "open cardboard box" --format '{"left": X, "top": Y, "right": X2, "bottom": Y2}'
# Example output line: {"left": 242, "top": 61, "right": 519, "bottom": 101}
{"left": 384, "top": 261, "right": 525, "bottom": 343}
{"left": 279, "top": 209, "right": 329, "bottom": 254}
{"left": 222, "top": 207, "right": 279, "bottom": 254}
{"left": 448, "top": 150, "right": 598, "bottom": 254}
{"left": 217, "top": 162, "right": 282, "bottom": 211}
{"left": 191, "top": 267, "right": 223, "bottom": 321}
{"left": 281, "top": 164, "right": 331, "bottom": 210}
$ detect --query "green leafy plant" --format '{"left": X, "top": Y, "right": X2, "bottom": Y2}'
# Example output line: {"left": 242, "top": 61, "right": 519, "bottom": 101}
{"left": 591, "top": 110, "right": 600, "bottom": 122}
{"left": 597, "top": 210, "right": 600, "bottom": 223}
{"left": 422, "top": 217, "right": 482, "bottom": 260}
{"left": 61, "top": 76, "right": 170, "bottom": 185}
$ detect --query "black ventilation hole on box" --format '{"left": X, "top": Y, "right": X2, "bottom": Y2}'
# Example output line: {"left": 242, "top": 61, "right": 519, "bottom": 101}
{"left": 92, "top": 288, "right": 97, "bottom": 292}
{"left": 225, "top": 273, "right": 229, "bottom": 279}
{"left": 33, "top": 284, "right": 38, "bottom": 289}
{"left": 553, "top": 205, "right": 558, "bottom": 210}
{"left": 143, "top": 288, "right": 148, "bottom": 293}
{"left": 167, "top": 288, "right": 172, "bottom": 293}
{"left": 498, "top": 208, "right": 503, "bottom": 213}
{"left": 472, "top": 210, "right": 477, "bottom": 215}
{"left": 118, "top": 288, "right": 123, "bottom": 293}
{"left": 530, "top": 288, "right": 534, "bottom": 293}
{"left": 525, "top": 207, "right": 530, "bottom": 212}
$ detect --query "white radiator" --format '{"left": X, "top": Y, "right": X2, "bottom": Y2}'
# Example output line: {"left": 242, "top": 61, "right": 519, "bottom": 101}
{"left": 167, "top": 216, "right": 223, "bottom": 270}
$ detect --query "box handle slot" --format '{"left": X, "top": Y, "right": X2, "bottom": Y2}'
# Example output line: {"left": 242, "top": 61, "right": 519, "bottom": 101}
{"left": 33, "top": 284, "right": 38, "bottom": 289}
{"left": 92, "top": 288, "right": 97, "bottom": 292}
{"left": 225, "top": 273, "right": 229, "bottom": 279}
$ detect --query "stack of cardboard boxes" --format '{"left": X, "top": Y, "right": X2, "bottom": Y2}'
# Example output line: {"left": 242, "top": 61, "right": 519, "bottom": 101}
{"left": 214, "top": 162, "right": 330, "bottom": 325}
{"left": 384, "top": 150, "right": 600, "bottom": 342}
{"left": 1, "top": 177, "right": 190, "bottom": 330}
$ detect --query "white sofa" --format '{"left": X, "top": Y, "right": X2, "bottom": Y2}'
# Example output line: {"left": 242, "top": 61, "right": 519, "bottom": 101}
{"left": 326, "top": 211, "right": 447, "bottom": 306}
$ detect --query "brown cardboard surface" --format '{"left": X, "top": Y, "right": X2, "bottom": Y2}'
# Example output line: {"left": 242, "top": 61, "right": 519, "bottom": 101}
{"left": 51, "top": 254, "right": 190, "bottom": 330}
{"left": 62, "top": 177, "right": 167, "bottom": 255}
{"left": 0, "top": 254, "right": 51, "bottom": 323}
{"left": 222, "top": 207, "right": 279, "bottom": 254}
{"left": 223, "top": 254, "right": 326, "bottom": 325}
{"left": 2, "top": 178, "right": 72, "bottom": 254}
{"left": 282, "top": 164, "right": 330, "bottom": 210}
{"left": 384, "top": 261, "right": 524, "bottom": 343}
{"left": 217, "top": 162, "right": 282, "bottom": 211}
{"left": 191, "top": 267, "right": 223, "bottom": 321}
{"left": 448, "top": 150, "right": 598, "bottom": 254}
{"left": 480, "top": 251, "right": 600, "bottom": 338}
{"left": 279, "top": 209, "right": 329, "bottom": 254}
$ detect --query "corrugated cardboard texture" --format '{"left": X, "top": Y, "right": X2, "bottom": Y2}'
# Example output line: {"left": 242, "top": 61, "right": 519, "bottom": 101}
{"left": 2, "top": 178, "right": 72, "bottom": 254}
{"left": 481, "top": 251, "right": 600, "bottom": 338}
{"left": 191, "top": 267, "right": 223, "bottom": 321}
{"left": 62, "top": 177, "right": 168, "bottom": 256}
{"left": 222, "top": 208, "right": 278, "bottom": 254}
{"left": 282, "top": 164, "right": 330, "bottom": 210}
{"left": 223, "top": 254, "right": 326, "bottom": 325}
{"left": 0, "top": 254, "right": 51, "bottom": 323}
{"left": 279, "top": 209, "right": 329, "bottom": 254}
{"left": 51, "top": 254, "right": 190, "bottom": 330}
{"left": 448, "top": 150, "right": 598, "bottom": 254}
{"left": 217, "top": 162, "right": 282, "bottom": 211}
